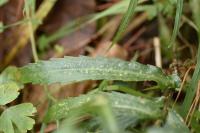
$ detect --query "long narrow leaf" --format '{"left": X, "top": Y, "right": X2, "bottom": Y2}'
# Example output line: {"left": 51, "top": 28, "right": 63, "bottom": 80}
{"left": 107, "top": 0, "right": 138, "bottom": 51}
{"left": 181, "top": 0, "right": 200, "bottom": 117}
{"left": 19, "top": 56, "right": 180, "bottom": 89}
{"left": 44, "top": 92, "right": 163, "bottom": 130}
{"left": 169, "top": 0, "right": 184, "bottom": 49}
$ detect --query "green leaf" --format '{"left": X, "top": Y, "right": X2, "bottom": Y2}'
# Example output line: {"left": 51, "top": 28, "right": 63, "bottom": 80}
{"left": 44, "top": 92, "right": 163, "bottom": 123}
{"left": 0, "top": 67, "right": 21, "bottom": 83}
{"left": 181, "top": 0, "right": 200, "bottom": 117}
{"left": 148, "top": 110, "right": 190, "bottom": 133}
{"left": 0, "top": 103, "right": 37, "bottom": 133}
{"left": 106, "top": 92, "right": 163, "bottom": 130}
{"left": 0, "top": 82, "right": 20, "bottom": 105}
{"left": 191, "top": 0, "right": 200, "bottom": 29}
{"left": 89, "top": 0, "right": 129, "bottom": 23}
{"left": 19, "top": 56, "right": 180, "bottom": 89}
{"left": 156, "top": 0, "right": 176, "bottom": 17}
{"left": 0, "top": 67, "right": 23, "bottom": 105}
{"left": 136, "top": 5, "right": 157, "bottom": 19}
{"left": 108, "top": 0, "right": 138, "bottom": 51}
{"left": 169, "top": 0, "right": 184, "bottom": 49}
{"left": 0, "top": 0, "right": 8, "bottom": 6}
{"left": 23, "top": 0, "right": 35, "bottom": 15}
{"left": 0, "top": 22, "right": 4, "bottom": 33}
{"left": 191, "top": 115, "right": 200, "bottom": 133}
{"left": 54, "top": 95, "right": 121, "bottom": 133}
{"left": 159, "top": 15, "right": 173, "bottom": 59}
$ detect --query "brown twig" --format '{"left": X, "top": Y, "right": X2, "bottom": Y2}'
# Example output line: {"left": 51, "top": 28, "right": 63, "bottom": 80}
{"left": 173, "top": 66, "right": 195, "bottom": 108}
{"left": 185, "top": 80, "right": 200, "bottom": 126}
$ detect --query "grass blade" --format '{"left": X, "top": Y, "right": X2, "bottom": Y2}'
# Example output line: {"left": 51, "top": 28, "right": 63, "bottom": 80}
{"left": 181, "top": 0, "right": 200, "bottom": 117}
{"left": 107, "top": 0, "right": 138, "bottom": 52}
{"left": 169, "top": 0, "right": 184, "bottom": 51}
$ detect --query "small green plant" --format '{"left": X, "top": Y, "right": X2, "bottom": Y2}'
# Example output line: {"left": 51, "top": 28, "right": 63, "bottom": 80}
{"left": 0, "top": 56, "right": 181, "bottom": 133}
{"left": 0, "top": 67, "right": 36, "bottom": 133}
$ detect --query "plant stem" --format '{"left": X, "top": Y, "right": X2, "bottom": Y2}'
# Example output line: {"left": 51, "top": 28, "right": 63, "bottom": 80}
{"left": 2, "top": 0, "right": 57, "bottom": 68}
{"left": 27, "top": 13, "right": 39, "bottom": 62}
{"left": 106, "top": 0, "right": 138, "bottom": 53}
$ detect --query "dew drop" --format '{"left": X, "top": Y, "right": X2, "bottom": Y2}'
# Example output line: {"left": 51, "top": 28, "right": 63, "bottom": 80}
{"left": 84, "top": 70, "right": 89, "bottom": 74}
{"left": 140, "top": 98, "right": 146, "bottom": 104}
{"left": 86, "top": 97, "right": 91, "bottom": 102}
{"left": 124, "top": 72, "right": 128, "bottom": 75}
{"left": 99, "top": 65, "right": 104, "bottom": 68}
{"left": 118, "top": 63, "right": 123, "bottom": 67}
